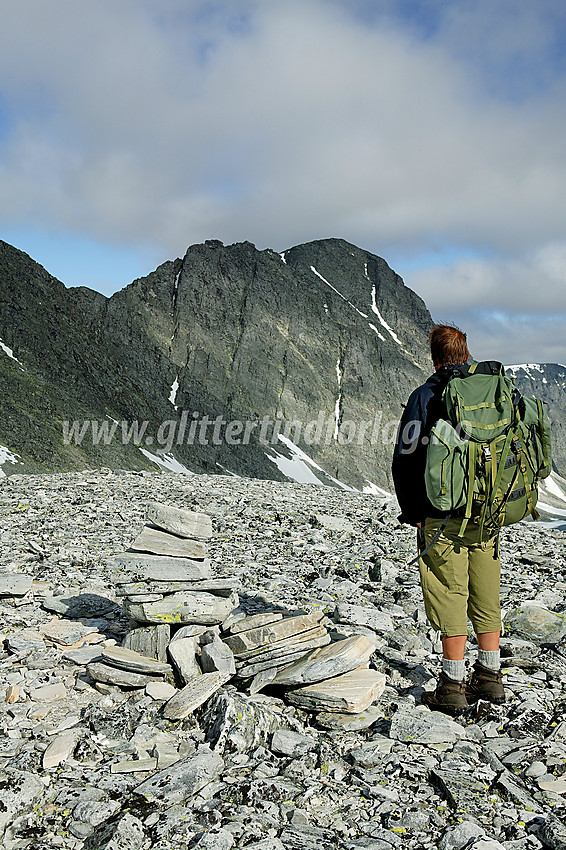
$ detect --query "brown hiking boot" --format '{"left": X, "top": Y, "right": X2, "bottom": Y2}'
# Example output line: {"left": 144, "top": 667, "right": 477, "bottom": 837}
{"left": 421, "top": 671, "right": 468, "bottom": 716}
{"left": 466, "top": 661, "right": 505, "bottom": 705}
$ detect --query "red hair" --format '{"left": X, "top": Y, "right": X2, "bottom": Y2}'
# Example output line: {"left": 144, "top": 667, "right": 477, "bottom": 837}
{"left": 429, "top": 324, "right": 469, "bottom": 367}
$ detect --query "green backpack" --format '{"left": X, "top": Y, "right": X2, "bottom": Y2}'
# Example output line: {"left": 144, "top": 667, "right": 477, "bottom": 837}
{"left": 424, "top": 361, "right": 552, "bottom": 540}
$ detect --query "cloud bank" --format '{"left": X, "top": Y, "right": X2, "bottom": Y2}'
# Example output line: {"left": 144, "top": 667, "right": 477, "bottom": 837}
{"left": 0, "top": 0, "right": 565, "bottom": 363}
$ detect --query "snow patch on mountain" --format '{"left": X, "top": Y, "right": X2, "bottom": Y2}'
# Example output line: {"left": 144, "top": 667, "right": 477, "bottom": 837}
{"left": 169, "top": 376, "right": 179, "bottom": 410}
{"left": 0, "top": 339, "right": 23, "bottom": 366}
{"left": 0, "top": 445, "right": 22, "bottom": 477}
{"left": 139, "top": 448, "right": 193, "bottom": 474}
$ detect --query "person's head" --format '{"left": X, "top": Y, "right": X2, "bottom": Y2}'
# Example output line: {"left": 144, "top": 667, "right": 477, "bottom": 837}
{"left": 429, "top": 324, "right": 469, "bottom": 369}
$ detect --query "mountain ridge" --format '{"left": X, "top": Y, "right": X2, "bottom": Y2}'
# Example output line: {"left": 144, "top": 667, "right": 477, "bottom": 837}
{"left": 1, "top": 237, "right": 564, "bottom": 486}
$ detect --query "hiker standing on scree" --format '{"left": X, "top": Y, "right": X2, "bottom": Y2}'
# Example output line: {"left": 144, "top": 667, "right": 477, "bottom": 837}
{"left": 392, "top": 325, "right": 505, "bottom": 715}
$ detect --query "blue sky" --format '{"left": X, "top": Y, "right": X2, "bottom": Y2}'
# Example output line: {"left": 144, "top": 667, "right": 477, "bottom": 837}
{"left": 1, "top": 0, "right": 566, "bottom": 363}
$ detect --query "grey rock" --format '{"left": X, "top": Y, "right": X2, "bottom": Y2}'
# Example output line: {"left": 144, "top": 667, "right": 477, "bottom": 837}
{"left": 270, "top": 729, "right": 316, "bottom": 757}
{"left": 315, "top": 513, "right": 355, "bottom": 532}
{"left": 504, "top": 604, "right": 566, "bottom": 645}
{"left": 0, "top": 769, "right": 45, "bottom": 832}
{"left": 123, "top": 591, "right": 234, "bottom": 625}
{"left": 439, "top": 821, "right": 486, "bottom": 850}
{"left": 200, "top": 634, "right": 236, "bottom": 674}
{"left": 134, "top": 748, "right": 224, "bottom": 803}
{"left": 389, "top": 705, "right": 466, "bottom": 744}
{"left": 0, "top": 573, "right": 32, "bottom": 596}
{"left": 83, "top": 812, "right": 147, "bottom": 850}
{"left": 167, "top": 636, "right": 202, "bottom": 684}
{"left": 130, "top": 525, "right": 207, "bottom": 558}
{"left": 42, "top": 730, "right": 80, "bottom": 768}
{"left": 431, "top": 768, "right": 493, "bottom": 815}
{"left": 73, "top": 799, "right": 122, "bottom": 827}
{"left": 349, "top": 737, "right": 397, "bottom": 769}
{"left": 316, "top": 703, "right": 383, "bottom": 731}
{"left": 284, "top": 668, "right": 386, "bottom": 713}
{"left": 146, "top": 502, "right": 213, "bottom": 539}
{"left": 540, "top": 816, "right": 566, "bottom": 850}
{"left": 162, "top": 671, "right": 232, "bottom": 719}
{"left": 224, "top": 611, "right": 325, "bottom": 654}
{"left": 272, "top": 634, "right": 375, "bottom": 685}
{"left": 236, "top": 632, "right": 331, "bottom": 676}
{"left": 334, "top": 602, "right": 394, "bottom": 633}
{"left": 101, "top": 645, "right": 173, "bottom": 676}
{"left": 42, "top": 592, "right": 118, "bottom": 618}
{"left": 40, "top": 618, "right": 99, "bottom": 645}
{"left": 224, "top": 611, "right": 284, "bottom": 634}
{"left": 192, "top": 827, "right": 235, "bottom": 849}
{"left": 279, "top": 825, "right": 336, "bottom": 848}
{"left": 86, "top": 661, "right": 159, "bottom": 688}
{"left": 124, "top": 624, "right": 170, "bottom": 661}
{"left": 202, "top": 691, "right": 285, "bottom": 754}
{"left": 63, "top": 644, "right": 104, "bottom": 665}
{"left": 115, "top": 553, "right": 212, "bottom": 581}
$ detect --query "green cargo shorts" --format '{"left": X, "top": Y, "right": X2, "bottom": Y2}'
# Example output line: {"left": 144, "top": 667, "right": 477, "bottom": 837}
{"left": 418, "top": 516, "right": 502, "bottom": 637}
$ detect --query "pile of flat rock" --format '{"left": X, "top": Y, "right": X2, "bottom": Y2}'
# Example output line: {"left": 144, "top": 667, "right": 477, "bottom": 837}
{"left": 85, "top": 501, "right": 386, "bottom": 724}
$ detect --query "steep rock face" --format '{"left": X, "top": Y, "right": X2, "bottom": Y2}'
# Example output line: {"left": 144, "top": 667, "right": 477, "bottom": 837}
{"left": 100, "top": 238, "right": 432, "bottom": 488}
{"left": 0, "top": 237, "right": 434, "bottom": 486}
{"left": 507, "top": 364, "right": 566, "bottom": 477}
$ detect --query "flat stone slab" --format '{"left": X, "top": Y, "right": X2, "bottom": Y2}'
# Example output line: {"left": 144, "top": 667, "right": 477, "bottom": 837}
{"left": 130, "top": 526, "right": 207, "bottom": 559}
{"left": 111, "top": 758, "right": 158, "bottom": 774}
{"left": 0, "top": 573, "right": 33, "bottom": 597}
{"left": 234, "top": 627, "right": 330, "bottom": 665}
{"left": 239, "top": 636, "right": 332, "bottom": 679}
{"left": 224, "top": 611, "right": 325, "bottom": 655}
{"left": 134, "top": 749, "right": 224, "bottom": 803}
{"left": 200, "top": 635, "right": 236, "bottom": 675}
{"left": 42, "top": 593, "right": 118, "bottom": 618}
{"left": 115, "top": 553, "right": 211, "bottom": 581}
{"left": 316, "top": 513, "right": 355, "bottom": 532}
{"left": 146, "top": 502, "right": 213, "bottom": 539}
{"left": 123, "top": 592, "right": 234, "bottom": 625}
{"left": 86, "top": 661, "right": 160, "bottom": 688}
{"left": 334, "top": 603, "right": 394, "bottom": 634}
{"left": 63, "top": 645, "right": 103, "bottom": 665}
{"left": 504, "top": 604, "right": 566, "bottom": 645}
{"left": 431, "top": 768, "right": 492, "bottom": 814}
{"left": 316, "top": 704, "right": 384, "bottom": 732}
{"left": 272, "top": 635, "right": 375, "bottom": 686}
{"left": 389, "top": 706, "right": 466, "bottom": 744}
{"left": 29, "top": 682, "right": 67, "bottom": 702}
{"left": 116, "top": 578, "right": 234, "bottom": 597}
{"left": 39, "top": 619, "right": 99, "bottom": 647}
{"left": 146, "top": 681, "right": 177, "bottom": 701}
{"left": 167, "top": 636, "right": 202, "bottom": 684}
{"left": 162, "top": 671, "right": 232, "bottom": 719}
{"left": 270, "top": 729, "right": 316, "bottom": 757}
{"left": 42, "top": 731, "right": 79, "bottom": 769}
{"left": 284, "top": 668, "right": 386, "bottom": 713}
{"left": 224, "top": 612, "right": 284, "bottom": 635}
{"left": 124, "top": 624, "right": 170, "bottom": 661}
{"left": 101, "top": 645, "right": 173, "bottom": 676}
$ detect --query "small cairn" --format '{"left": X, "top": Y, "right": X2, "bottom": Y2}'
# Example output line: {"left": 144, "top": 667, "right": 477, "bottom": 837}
{"left": 87, "top": 502, "right": 386, "bottom": 724}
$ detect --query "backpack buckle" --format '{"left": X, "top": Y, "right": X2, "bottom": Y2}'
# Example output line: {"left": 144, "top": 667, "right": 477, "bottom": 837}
{"left": 483, "top": 446, "right": 492, "bottom": 463}
{"left": 512, "top": 439, "right": 522, "bottom": 454}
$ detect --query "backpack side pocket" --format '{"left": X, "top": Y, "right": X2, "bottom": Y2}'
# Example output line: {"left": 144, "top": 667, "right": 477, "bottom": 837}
{"left": 425, "top": 420, "right": 469, "bottom": 511}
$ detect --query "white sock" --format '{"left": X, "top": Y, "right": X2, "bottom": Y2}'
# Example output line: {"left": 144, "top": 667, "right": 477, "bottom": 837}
{"left": 478, "top": 649, "right": 500, "bottom": 671}
{"left": 442, "top": 657, "right": 465, "bottom": 682}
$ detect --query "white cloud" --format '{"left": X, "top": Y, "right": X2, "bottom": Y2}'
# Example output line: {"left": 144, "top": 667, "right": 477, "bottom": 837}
{"left": 0, "top": 0, "right": 565, "bottom": 363}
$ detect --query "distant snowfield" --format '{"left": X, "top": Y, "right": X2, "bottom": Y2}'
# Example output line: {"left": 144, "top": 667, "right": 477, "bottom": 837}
{"left": 538, "top": 471, "right": 566, "bottom": 527}
{"left": 0, "top": 445, "right": 22, "bottom": 477}
{"left": 138, "top": 448, "right": 193, "bottom": 474}
{"left": 266, "top": 434, "right": 392, "bottom": 497}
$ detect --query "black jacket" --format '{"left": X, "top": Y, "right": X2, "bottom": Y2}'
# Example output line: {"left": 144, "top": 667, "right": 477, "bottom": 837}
{"left": 391, "top": 369, "right": 450, "bottom": 526}
{"left": 392, "top": 360, "right": 505, "bottom": 525}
